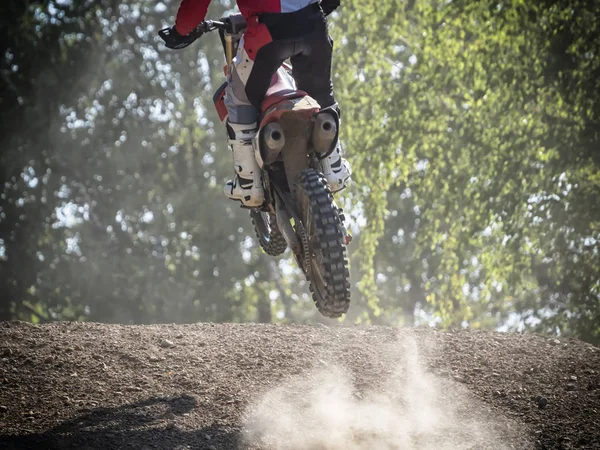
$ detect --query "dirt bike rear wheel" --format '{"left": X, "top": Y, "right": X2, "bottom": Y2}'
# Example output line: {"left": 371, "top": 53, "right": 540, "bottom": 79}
{"left": 250, "top": 210, "right": 287, "bottom": 257}
{"left": 295, "top": 168, "right": 351, "bottom": 318}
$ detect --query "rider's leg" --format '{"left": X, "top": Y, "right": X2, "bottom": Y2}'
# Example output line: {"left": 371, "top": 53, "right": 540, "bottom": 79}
{"left": 223, "top": 58, "right": 263, "bottom": 207}
{"left": 223, "top": 33, "right": 290, "bottom": 207}
{"left": 290, "top": 13, "right": 352, "bottom": 193}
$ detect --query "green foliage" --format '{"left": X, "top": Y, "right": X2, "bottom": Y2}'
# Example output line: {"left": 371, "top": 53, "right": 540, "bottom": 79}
{"left": 335, "top": 0, "right": 599, "bottom": 343}
{"left": 0, "top": 0, "right": 318, "bottom": 324}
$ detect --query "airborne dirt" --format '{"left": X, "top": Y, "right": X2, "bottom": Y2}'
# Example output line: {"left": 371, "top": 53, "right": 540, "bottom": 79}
{"left": 0, "top": 322, "right": 599, "bottom": 449}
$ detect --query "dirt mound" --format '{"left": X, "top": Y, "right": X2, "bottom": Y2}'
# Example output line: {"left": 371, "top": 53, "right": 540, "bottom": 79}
{"left": 0, "top": 321, "right": 599, "bottom": 449}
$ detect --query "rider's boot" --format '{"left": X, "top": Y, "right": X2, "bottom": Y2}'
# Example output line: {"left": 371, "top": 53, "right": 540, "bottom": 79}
{"left": 223, "top": 121, "right": 264, "bottom": 207}
{"left": 318, "top": 144, "right": 352, "bottom": 193}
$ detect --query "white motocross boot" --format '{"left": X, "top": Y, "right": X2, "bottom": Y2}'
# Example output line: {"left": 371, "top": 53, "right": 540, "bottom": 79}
{"left": 223, "top": 121, "right": 264, "bottom": 207}
{"left": 319, "top": 144, "right": 352, "bottom": 193}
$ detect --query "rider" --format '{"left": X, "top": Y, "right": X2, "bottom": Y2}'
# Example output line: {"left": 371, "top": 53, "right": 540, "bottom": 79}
{"left": 169, "top": 0, "right": 351, "bottom": 207}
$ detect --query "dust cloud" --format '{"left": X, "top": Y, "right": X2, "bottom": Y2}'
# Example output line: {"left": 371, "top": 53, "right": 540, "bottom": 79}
{"left": 242, "top": 338, "right": 518, "bottom": 450}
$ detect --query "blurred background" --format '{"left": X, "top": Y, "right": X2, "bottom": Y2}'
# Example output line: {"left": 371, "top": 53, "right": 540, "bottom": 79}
{"left": 1, "top": 0, "right": 598, "bottom": 344}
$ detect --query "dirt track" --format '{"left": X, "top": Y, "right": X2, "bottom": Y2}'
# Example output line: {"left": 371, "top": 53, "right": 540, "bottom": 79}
{"left": 0, "top": 321, "right": 599, "bottom": 449}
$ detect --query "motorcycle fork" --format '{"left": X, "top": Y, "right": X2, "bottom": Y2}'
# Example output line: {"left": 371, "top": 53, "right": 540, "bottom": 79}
{"left": 224, "top": 34, "right": 234, "bottom": 66}
{"left": 219, "top": 17, "right": 244, "bottom": 70}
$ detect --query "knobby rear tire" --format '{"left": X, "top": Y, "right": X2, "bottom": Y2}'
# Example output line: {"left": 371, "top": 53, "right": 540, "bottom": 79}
{"left": 295, "top": 168, "right": 351, "bottom": 318}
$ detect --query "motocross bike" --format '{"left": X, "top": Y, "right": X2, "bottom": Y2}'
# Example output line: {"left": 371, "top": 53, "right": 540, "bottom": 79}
{"left": 159, "top": 14, "right": 351, "bottom": 318}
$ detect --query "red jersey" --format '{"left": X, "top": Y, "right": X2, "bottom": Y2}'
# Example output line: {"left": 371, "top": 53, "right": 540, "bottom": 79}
{"left": 175, "top": 0, "right": 318, "bottom": 35}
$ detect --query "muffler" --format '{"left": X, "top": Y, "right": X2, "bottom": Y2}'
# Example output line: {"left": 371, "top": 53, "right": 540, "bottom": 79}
{"left": 260, "top": 122, "right": 286, "bottom": 165}
{"left": 311, "top": 112, "right": 337, "bottom": 153}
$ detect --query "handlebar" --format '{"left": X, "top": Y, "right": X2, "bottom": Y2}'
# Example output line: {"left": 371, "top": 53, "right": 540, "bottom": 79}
{"left": 201, "top": 20, "right": 227, "bottom": 32}
{"left": 158, "top": 17, "right": 243, "bottom": 50}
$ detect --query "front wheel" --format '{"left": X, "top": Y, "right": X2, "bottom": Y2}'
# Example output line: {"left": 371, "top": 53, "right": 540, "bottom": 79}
{"left": 250, "top": 211, "right": 287, "bottom": 257}
{"left": 295, "top": 169, "right": 351, "bottom": 318}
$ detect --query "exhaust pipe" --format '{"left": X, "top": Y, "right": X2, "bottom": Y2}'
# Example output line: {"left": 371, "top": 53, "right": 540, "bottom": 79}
{"left": 311, "top": 113, "right": 337, "bottom": 154}
{"left": 260, "top": 122, "right": 285, "bottom": 165}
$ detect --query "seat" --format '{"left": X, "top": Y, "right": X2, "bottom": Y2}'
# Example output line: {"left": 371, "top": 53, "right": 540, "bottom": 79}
{"left": 260, "top": 72, "right": 307, "bottom": 112}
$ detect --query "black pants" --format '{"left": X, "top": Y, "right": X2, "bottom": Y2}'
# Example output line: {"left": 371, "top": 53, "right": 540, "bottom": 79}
{"left": 225, "top": 4, "right": 336, "bottom": 124}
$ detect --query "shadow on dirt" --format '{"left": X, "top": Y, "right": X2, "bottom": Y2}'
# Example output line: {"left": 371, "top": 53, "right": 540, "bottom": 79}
{"left": 0, "top": 395, "right": 240, "bottom": 449}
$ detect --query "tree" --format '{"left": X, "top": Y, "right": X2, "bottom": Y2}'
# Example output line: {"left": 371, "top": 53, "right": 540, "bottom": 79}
{"left": 335, "top": 0, "right": 600, "bottom": 342}
{"left": 0, "top": 0, "right": 309, "bottom": 324}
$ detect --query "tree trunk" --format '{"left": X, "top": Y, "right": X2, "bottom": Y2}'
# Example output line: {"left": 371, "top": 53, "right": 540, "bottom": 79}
{"left": 257, "top": 297, "right": 271, "bottom": 323}
{"left": 0, "top": 291, "right": 13, "bottom": 322}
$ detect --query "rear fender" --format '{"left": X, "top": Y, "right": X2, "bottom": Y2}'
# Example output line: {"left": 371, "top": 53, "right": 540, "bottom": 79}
{"left": 255, "top": 95, "right": 319, "bottom": 170}
{"left": 259, "top": 95, "right": 319, "bottom": 128}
